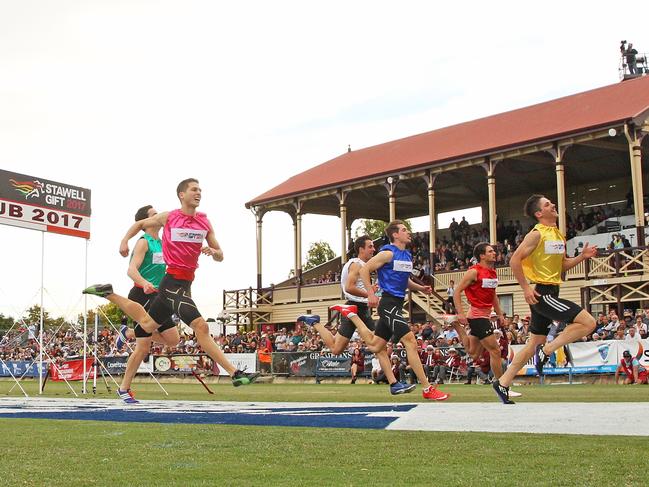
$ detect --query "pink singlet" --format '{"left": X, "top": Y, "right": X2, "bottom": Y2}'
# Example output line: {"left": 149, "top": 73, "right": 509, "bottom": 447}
{"left": 162, "top": 209, "right": 212, "bottom": 281}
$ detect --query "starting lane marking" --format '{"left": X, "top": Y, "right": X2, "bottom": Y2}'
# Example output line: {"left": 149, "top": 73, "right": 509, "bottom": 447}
{"left": 1, "top": 399, "right": 647, "bottom": 435}
{"left": 0, "top": 398, "right": 414, "bottom": 430}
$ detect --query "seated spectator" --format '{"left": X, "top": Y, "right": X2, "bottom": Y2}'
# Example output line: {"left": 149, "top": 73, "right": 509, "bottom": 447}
{"left": 615, "top": 350, "right": 648, "bottom": 385}
{"left": 435, "top": 347, "right": 462, "bottom": 384}
{"left": 465, "top": 349, "right": 492, "bottom": 384}
{"left": 350, "top": 347, "right": 365, "bottom": 384}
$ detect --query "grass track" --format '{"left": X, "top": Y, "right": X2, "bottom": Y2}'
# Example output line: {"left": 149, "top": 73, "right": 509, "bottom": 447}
{"left": 1, "top": 379, "right": 648, "bottom": 403}
{"left": 1, "top": 381, "right": 647, "bottom": 486}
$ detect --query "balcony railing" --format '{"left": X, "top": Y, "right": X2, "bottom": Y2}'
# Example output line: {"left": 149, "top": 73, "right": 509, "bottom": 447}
{"left": 223, "top": 246, "right": 648, "bottom": 313}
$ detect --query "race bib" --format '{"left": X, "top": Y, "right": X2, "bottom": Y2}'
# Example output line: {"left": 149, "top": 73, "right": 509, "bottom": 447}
{"left": 393, "top": 260, "right": 413, "bottom": 273}
{"left": 152, "top": 252, "right": 165, "bottom": 265}
{"left": 171, "top": 228, "right": 207, "bottom": 244}
{"left": 481, "top": 278, "right": 498, "bottom": 289}
{"left": 544, "top": 240, "right": 565, "bottom": 254}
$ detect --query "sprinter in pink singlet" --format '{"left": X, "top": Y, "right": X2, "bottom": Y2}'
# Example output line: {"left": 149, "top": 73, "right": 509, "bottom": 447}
{"left": 83, "top": 178, "right": 260, "bottom": 388}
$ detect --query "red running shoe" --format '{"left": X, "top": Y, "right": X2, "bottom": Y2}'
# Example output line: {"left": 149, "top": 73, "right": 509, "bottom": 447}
{"left": 330, "top": 304, "right": 358, "bottom": 318}
{"left": 422, "top": 385, "right": 449, "bottom": 401}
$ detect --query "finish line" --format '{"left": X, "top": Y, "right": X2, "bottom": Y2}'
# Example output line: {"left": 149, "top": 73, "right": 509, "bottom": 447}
{"left": 0, "top": 398, "right": 647, "bottom": 435}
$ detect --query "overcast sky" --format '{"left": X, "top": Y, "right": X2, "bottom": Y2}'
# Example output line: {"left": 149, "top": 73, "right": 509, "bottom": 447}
{"left": 0, "top": 1, "right": 645, "bottom": 322}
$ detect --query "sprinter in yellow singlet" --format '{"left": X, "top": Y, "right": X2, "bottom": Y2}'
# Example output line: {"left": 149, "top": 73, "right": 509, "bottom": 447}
{"left": 492, "top": 195, "right": 597, "bottom": 404}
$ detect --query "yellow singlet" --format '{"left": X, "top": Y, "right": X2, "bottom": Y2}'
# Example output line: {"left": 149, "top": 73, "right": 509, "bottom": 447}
{"left": 521, "top": 223, "right": 566, "bottom": 285}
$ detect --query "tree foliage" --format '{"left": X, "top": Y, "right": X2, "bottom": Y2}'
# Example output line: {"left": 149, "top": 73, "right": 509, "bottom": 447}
{"left": 354, "top": 219, "right": 412, "bottom": 241}
{"left": 304, "top": 241, "right": 336, "bottom": 270}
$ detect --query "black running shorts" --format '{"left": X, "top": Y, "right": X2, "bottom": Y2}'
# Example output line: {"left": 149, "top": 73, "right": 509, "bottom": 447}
{"left": 127, "top": 286, "right": 177, "bottom": 338}
{"left": 374, "top": 294, "right": 410, "bottom": 343}
{"left": 338, "top": 301, "right": 375, "bottom": 339}
{"left": 148, "top": 274, "right": 202, "bottom": 328}
{"left": 468, "top": 317, "right": 494, "bottom": 340}
{"left": 529, "top": 284, "right": 583, "bottom": 336}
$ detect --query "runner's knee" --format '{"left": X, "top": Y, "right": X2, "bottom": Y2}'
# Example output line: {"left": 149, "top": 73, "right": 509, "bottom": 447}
{"left": 191, "top": 319, "right": 209, "bottom": 336}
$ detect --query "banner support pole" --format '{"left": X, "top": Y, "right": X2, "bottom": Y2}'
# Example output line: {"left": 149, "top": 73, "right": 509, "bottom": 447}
{"left": 83, "top": 238, "right": 88, "bottom": 394}
{"left": 38, "top": 231, "right": 44, "bottom": 394}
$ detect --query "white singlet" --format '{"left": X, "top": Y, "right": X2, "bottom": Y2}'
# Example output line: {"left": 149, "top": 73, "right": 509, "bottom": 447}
{"left": 341, "top": 257, "right": 368, "bottom": 303}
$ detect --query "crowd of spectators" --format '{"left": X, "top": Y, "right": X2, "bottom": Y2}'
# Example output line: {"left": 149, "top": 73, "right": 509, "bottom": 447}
{"left": 3, "top": 309, "right": 647, "bottom": 380}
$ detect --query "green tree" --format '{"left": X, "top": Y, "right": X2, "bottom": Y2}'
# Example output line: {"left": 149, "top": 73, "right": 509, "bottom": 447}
{"left": 0, "top": 313, "right": 14, "bottom": 330}
{"left": 21, "top": 305, "right": 51, "bottom": 327}
{"left": 354, "top": 219, "right": 412, "bottom": 240}
{"left": 77, "top": 303, "right": 124, "bottom": 327}
{"left": 304, "top": 241, "right": 336, "bottom": 270}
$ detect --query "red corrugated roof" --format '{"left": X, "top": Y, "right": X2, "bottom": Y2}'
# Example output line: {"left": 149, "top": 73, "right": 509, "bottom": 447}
{"left": 248, "top": 76, "right": 649, "bottom": 207}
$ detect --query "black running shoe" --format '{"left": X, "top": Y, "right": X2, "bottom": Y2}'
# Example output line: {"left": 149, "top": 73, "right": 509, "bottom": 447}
{"left": 82, "top": 284, "right": 114, "bottom": 298}
{"left": 492, "top": 379, "right": 515, "bottom": 404}
{"left": 232, "top": 369, "right": 261, "bottom": 387}
{"left": 534, "top": 344, "right": 549, "bottom": 376}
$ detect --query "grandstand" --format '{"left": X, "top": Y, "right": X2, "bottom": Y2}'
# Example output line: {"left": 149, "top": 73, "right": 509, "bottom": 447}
{"left": 223, "top": 76, "right": 649, "bottom": 329}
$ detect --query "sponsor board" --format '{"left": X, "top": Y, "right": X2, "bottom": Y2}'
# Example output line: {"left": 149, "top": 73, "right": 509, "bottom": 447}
{"left": 0, "top": 169, "right": 91, "bottom": 239}
{"left": 510, "top": 339, "right": 648, "bottom": 375}
{"left": 153, "top": 353, "right": 256, "bottom": 376}
{"left": 0, "top": 360, "right": 47, "bottom": 378}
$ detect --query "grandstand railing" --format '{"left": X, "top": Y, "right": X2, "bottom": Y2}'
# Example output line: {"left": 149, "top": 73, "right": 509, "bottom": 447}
{"left": 223, "top": 246, "right": 648, "bottom": 315}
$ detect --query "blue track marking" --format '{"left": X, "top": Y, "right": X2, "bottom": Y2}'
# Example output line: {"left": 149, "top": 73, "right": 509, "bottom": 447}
{"left": 0, "top": 400, "right": 415, "bottom": 429}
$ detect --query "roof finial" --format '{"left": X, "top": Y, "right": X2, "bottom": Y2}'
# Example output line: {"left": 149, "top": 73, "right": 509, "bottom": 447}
{"left": 347, "top": 144, "right": 351, "bottom": 153}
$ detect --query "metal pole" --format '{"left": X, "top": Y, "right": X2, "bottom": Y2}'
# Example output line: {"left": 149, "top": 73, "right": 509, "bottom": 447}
{"left": 39, "top": 231, "right": 44, "bottom": 394}
{"left": 83, "top": 238, "right": 88, "bottom": 394}
{"left": 93, "top": 313, "right": 98, "bottom": 394}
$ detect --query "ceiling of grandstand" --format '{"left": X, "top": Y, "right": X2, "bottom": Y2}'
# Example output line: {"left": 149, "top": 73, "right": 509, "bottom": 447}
{"left": 248, "top": 76, "right": 649, "bottom": 220}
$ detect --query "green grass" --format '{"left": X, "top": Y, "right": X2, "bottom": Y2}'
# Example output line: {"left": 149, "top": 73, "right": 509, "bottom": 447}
{"left": 1, "top": 379, "right": 648, "bottom": 403}
{"left": 1, "top": 381, "right": 647, "bottom": 486}
{"left": 1, "top": 419, "right": 647, "bottom": 487}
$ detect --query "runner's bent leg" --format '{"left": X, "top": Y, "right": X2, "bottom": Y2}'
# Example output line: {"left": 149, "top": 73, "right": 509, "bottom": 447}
{"left": 481, "top": 334, "right": 504, "bottom": 379}
{"left": 542, "top": 310, "right": 596, "bottom": 355}
{"left": 400, "top": 332, "right": 432, "bottom": 389}
{"left": 499, "top": 333, "right": 546, "bottom": 387}
{"left": 120, "top": 337, "right": 152, "bottom": 391}
{"left": 104, "top": 293, "right": 160, "bottom": 333}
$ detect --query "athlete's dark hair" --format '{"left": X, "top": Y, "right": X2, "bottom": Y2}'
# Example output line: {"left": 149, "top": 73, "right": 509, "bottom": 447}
{"left": 177, "top": 178, "right": 199, "bottom": 199}
{"left": 134, "top": 205, "right": 153, "bottom": 222}
{"left": 524, "top": 194, "right": 545, "bottom": 221}
{"left": 473, "top": 242, "right": 492, "bottom": 261}
{"left": 385, "top": 220, "right": 406, "bottom": 243}
{"left": 354, "top": 235, "right": 372, "bottom": 255}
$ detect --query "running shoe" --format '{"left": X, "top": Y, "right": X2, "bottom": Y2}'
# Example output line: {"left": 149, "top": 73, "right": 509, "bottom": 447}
{"left": 232, "top": 369, "right": 261, "bottom": 387}
{"left": 390, "top": 382, "right": 416, "bottom": 395}
{"left": 509, "top": 389, "right": 523, "bottom": 398}
{"left": 82, "top": 284, "right": 114, "bottom": 298}
{"left": 297, "top": 314, "right": 320, "bottom": 327}
{"left": 116, "top": 325, "right": 128, "bottom": 350}
{"left": 534, "top": 344, "right": 550, "bottom": 376}
{"left": 422, "top": 385, "right": 449, "bottom": 401}
{"left": 492, "top": 379, "right": 515, "bottom": 404}
{"left": 117, "top": 388, "right": 139, "bottom": 404}
{"left": 330, "top": 304, "right": 358, "bottom": 318}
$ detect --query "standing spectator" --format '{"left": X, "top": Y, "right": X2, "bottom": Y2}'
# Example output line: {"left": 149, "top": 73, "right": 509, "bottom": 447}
{"left": 446, "top": 280, "right": 456, "bottom": 313}
{"left": 350, "top": 347, "right": 365, "bottom": 384}
{"left": 625, "top": 43, "right": 639, "bottom": 74}
{"left": 625, "top": 326, "right": 641, "bottom": 343}
{"left": 275, "top": 328, "right": 288, "bottom": 351}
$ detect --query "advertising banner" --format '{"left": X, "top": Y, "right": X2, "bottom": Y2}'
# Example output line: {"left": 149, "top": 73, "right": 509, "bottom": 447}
{"left": 49, "top": 358, "right": 95, "bottom": 381}
{"left": 316, "top": 356, "right": 351, "bottom": 377}
{"left": 271, "top": 352, "right": 319, "bottom": 376}
{"left": 0, "top": 169, "right": 91, "bottom": 239}
{"left": 153, "top": 353, "right": 256, "bottom": 376}
{"left": 0, "top": 360, "right": 47, "bottom": 378}
{"left": 510, "top": 339, "right": 649, "bottom": 376}
{"left": 96, "top": 355, "right": 152, "bottom": 376}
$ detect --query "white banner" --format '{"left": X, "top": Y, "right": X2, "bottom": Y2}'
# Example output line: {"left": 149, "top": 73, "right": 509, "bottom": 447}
{"left": 0, "top": 200, "right": 90, "bottom": 239}
{"left": 510, "top": 339, "right": 649, "bottom": 375}
{"left": 214, "top": 353, "right": 257, "bottom": 376}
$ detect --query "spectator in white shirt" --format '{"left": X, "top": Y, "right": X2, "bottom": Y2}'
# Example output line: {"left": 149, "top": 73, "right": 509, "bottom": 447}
{"left": 625, "top": 327, "right": 641, "bottom": 342}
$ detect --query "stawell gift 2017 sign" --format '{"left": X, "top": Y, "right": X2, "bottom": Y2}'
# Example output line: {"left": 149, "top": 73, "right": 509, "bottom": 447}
{"left": 0, "top": 169, "right": 91, "bottom": 239}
